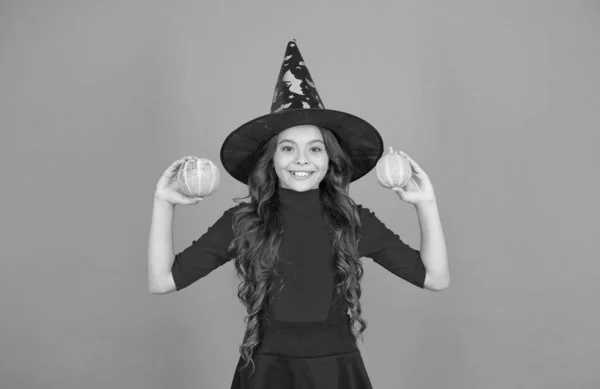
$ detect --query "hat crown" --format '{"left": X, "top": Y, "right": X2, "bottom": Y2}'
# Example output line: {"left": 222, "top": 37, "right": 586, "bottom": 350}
{"left": 270, "top": 40, "right": 325, "bottom": 113}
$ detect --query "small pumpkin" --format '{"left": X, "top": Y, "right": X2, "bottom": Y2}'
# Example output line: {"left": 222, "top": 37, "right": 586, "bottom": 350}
{"left": 375, "top": 147, "right": 413, "bottom": 188}
{"left": 177, "top": 157, "right": 220, "bottom": 197}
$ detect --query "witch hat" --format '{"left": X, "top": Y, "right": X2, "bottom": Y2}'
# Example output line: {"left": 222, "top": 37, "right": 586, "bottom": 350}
{"left": 220, "top": 39, "right": 384, "bottom": 186}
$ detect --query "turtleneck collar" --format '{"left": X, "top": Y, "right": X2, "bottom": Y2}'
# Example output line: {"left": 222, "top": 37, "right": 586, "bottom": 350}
{"left": 278, "top": 186, "right": 322, "bottom": 212}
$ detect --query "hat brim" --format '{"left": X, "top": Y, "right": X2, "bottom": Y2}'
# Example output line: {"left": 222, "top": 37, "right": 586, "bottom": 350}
{"left": 220, "top": 108, "right": 384, "bottom": 185}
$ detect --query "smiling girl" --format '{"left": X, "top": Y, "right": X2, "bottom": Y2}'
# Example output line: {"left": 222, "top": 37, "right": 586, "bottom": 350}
{"left": 148, "top": 40, "right": 449, "bottom": 389}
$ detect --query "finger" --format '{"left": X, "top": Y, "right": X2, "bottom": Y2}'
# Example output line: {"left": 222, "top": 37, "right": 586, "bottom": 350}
{"left": 402, "top": 178, "right": 419, "bottom": 192}
{"left": 177, "top": 156, "right": 194, "bottom": 164}
{"left": 169, "top": 158, "right": 184, "bottom": 169}
{"left": 392, "top": 186, "right": 408, "bottom": 200}
{"left": 168, "top": 156, "right": 192, "bottom": 171}
{"left": 179, "top": 156, "right": 195, "bottom": 165}
{"left": 391, "top": 148, "right": 419, "bottom": 173}
{"left": 399, "top": 151, "right": 425, "bottom": 174}
{"left": 167, "top": 163, "right": 182, "bottom": 173}
{"left": 186, "top": 193, "right": 203, "bottom": 201}
{"left": 181, "top": 195, "right": 203, "bottom": 205}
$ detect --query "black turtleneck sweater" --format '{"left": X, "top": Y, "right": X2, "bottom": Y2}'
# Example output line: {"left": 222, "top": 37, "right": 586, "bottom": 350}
{"left": 172, "top": 187, "right": 426, "bottom": 322}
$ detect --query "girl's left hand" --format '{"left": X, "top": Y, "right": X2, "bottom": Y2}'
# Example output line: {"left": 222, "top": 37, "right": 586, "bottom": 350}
{"left": 392, "top": 150, "right": 437, "bottom": 206}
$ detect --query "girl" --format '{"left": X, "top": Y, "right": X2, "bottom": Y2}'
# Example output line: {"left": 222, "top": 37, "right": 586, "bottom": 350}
{"left": 148, "top": 40, "right": 449, "bottom": 389}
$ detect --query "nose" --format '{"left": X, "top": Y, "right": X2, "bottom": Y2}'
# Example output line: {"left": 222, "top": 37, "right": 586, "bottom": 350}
{"left": 294, "top": 152, "right": 310, "bottom": 166}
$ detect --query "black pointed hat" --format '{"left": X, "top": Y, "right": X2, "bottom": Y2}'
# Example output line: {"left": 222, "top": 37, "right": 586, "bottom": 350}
{"left": 220, "top": 39, "right": 384, "bottom": 186}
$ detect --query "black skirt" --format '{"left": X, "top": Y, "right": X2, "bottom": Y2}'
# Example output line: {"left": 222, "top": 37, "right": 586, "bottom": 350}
{"left": 230, "top": 305, "right": 373, "bottom": 389}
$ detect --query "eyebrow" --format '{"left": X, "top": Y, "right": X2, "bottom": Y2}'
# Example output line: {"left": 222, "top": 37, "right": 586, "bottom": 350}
{"left": 278, "top": 139, "right": 324, "bottom": 145}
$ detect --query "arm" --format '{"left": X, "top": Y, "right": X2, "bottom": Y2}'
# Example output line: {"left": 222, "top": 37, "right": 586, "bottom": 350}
{"left": 416, "top": 201, "right": 450, "bottom": 291}
{"left": 357, "top": 205, "right": 428, "bottom": 289}
{"left": 147, "top": 197, "right": 177, "bottom": 294}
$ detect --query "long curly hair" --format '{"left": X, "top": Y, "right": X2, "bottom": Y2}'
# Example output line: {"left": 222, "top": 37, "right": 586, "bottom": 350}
{"left": 225, "top": 126, "right": 368, "bottom": 376}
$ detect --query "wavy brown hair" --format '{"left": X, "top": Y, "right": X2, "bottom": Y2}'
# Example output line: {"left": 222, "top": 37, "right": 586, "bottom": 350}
{"left": 225, "top": 127, "right": 368, "bottom": 376}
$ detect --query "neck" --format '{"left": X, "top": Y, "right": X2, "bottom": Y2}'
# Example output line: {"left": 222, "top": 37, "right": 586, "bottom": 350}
{"left": 277, "top": 186, "right": 322, "bottom": 211}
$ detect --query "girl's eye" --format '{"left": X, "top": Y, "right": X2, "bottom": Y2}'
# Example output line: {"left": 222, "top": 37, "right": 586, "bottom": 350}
{"left": 282, "top": 146, "right": 323, "bottom": 152}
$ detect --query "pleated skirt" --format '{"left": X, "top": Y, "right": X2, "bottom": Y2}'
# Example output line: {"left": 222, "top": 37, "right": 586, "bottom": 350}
{"left": 230, "top": 314, "right": 373, "bottom": 389}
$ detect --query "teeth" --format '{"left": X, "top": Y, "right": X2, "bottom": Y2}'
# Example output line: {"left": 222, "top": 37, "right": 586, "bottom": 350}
{"left": 291, "top": 171, "right": 313, "bottom": 177}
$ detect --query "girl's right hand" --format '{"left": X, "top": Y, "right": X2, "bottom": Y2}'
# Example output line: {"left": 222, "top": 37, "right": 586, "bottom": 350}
{"left": 154, "top": 156, "right": 204, "bottom": 206}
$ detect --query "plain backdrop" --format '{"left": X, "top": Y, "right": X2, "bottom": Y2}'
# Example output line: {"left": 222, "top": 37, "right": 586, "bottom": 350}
{"left": 1, "top": 1, "right": 598, "bottom": 388}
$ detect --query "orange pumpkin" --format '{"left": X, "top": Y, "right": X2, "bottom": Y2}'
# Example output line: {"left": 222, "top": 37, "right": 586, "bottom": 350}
{"left": 177, "top": 157, "right": 220, "bottom": 197}
{"left": 375, "top": 147, "right": 412, "bottom": 188}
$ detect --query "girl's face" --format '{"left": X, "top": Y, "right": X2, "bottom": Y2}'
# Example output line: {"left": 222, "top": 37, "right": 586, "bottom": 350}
{"left": 273, "top": 125, "right": 329, "bottom": 191}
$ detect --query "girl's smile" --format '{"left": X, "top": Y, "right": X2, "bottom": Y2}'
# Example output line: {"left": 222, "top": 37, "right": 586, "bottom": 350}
{"left": 289, "top": 171, "right": 316, "bottom": 179}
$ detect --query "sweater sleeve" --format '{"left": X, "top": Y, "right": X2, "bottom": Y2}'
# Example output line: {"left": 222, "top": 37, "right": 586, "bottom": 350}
{"left": 357, "top": 204, "right": 426, "bottom": 288}
{"left": 171, "top": 205, "right": 239, "bottom": 291}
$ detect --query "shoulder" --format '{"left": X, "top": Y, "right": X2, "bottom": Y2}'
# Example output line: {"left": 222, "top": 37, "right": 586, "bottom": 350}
{"left": 353, "top": 203, "right": 381, "bottom": 255}
{"left": 354, "top": 202, "right": 377, "bottom": 222}
{"left": 354, "top": 202, "right": 391, "bottom": 234}
{"left": 222, "top": 202, "right": 250, "bottom": 218}
{"left": 226, "top": 202, "right": 247, "bottom": 212}
{"left": 204, "top": 202, "right": 249, "bottom": 235}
